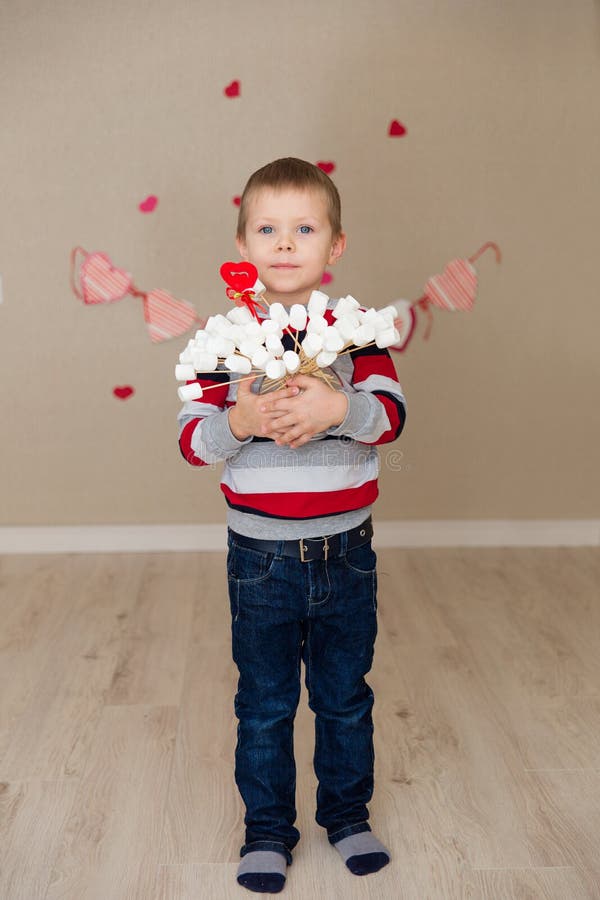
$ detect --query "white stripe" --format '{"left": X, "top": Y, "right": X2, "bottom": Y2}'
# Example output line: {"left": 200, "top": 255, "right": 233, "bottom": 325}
{"left": 221, "top": 455, "right": 379, "bottom": 495}
{"left": 353, "top": 374, "right": 406, "bottom": 402}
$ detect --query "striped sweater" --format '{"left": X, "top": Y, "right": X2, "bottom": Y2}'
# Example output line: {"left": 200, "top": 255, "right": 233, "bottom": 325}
{"left": 177, "top": 303, "right": 406, "bottom": 539}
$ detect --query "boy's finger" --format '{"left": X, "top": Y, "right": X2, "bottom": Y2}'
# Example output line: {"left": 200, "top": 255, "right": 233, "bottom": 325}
{"left": 236, "top": 376, "right": 257, "bottom": 395}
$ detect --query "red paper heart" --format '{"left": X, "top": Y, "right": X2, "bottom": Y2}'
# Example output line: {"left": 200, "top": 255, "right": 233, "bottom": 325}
{"left": 317, "top": 161, "right": 335, "bottom": 175}
{"left": 233, "top": 196, "right": 241, "bottom": 206}
{"left": 321, "top": 271, "right": 333, "bottom": 285}
{"left": 220, "top": 261, "right": 259, "bottom": 293}
{"left": 424, "top": 259, "right": 477, "bottom": 312}
{"left": 388, "top": 120, "right": 407, "bottom": 137}
{"left": 139, "top": 195, "right": 158, "bottom": 213}
{"left": 80, "top": 252, "right": 132, "bottom": 305}
{"left": 143, "top": 289, "right": 198, "bottom": 342}
{"left": 224, "top": 80, "right": 240, "bottom": 97}
{"left": 113, "top": 385, "right": 134, "bottom": 400}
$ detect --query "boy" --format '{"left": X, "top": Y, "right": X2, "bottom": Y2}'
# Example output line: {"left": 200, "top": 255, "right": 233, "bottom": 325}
{"left": 178, "top": 158, "right": 406, "bottom": 893}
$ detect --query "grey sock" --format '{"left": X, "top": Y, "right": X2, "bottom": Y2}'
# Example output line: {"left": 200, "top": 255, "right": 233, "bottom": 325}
{"left": 333, "top": 832, "right": 390, "bottom": 876}
{"left": 236, "top": 850, "right": 288, "bottom": 894}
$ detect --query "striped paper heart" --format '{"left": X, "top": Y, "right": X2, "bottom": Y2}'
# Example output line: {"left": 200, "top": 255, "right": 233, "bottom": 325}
{"left": 424, "top": 259, "right": 477, "bottom": 312}
{"left": 143, "top": 289, "right": 199, "bottom": 343}
{"left": 80, "top": 252, "right": 132, "bottom": 305}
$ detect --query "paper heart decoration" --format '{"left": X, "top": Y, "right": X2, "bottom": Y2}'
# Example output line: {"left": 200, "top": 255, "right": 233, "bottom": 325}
{"left": 317, "top": 161, "right": 335, "bottom": 175}
{"left": 321, "top": 271, "right": 333, "bottom": 286}
{"left": 233, "top": 196, "right": 241, "bottom": 206}
{"left": 388, "top": 119, "right": 407, "bottom": 137}
{"left": 113, "top": 385, "right": 134, "bottom": 400}
{"left": 424, "top": 259, "right": 477, "bottom": 312}
{"left": 139, "top": 195, "right": 158, "bottom": 213}
{"left": 390, "top": 300, "right": 417, "bottom": 352}
{"left": 143, "top": 289, "right": 199, "bottom": 343}
{"left": 219, "top": 261, "right": 259, "bottom": 293}
{"left": 224, "top": 79, "right": 240, "bottom": 97}
{"left": 79, "top": 252, "right": 133, "bottom": 305}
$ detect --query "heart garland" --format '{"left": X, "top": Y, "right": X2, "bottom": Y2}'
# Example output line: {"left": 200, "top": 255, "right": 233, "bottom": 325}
{"left": 70, "top": 247, "right": 203, "bottom": 343}
{"left": 389, "top": 241, "right": 501, "bottom": 352}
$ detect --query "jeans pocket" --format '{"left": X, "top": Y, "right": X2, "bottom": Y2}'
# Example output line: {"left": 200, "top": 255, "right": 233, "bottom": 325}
{"left": 227, "top": 542, "right": 277, "bottom": 584}
{"left": 343, "top": 541, "right": 377, "bottom": 575}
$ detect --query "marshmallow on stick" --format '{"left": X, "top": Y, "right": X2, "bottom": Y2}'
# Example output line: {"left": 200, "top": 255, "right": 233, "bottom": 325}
{"left": 176, "top": 267, "right": 401, "bottom": 400}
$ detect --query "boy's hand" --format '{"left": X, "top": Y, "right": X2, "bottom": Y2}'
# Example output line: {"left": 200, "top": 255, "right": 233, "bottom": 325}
{"left": 228, "top": 376, "right": 301, "bottom": 440}
{"left": 259, "top": 373, "right": 348, "bottom": 449}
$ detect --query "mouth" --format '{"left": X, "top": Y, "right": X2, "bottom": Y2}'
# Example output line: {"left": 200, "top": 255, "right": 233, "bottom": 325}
{"left": 271, "top": 263, "right": 299, "bottom": 269}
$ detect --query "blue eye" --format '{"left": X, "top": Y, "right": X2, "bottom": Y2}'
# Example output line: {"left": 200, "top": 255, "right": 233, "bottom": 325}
{"left": 259, "top": 226, "right": 273, "bottom": 234}
{"left": 299, "top": 225, "right": 312, "bottom": 234}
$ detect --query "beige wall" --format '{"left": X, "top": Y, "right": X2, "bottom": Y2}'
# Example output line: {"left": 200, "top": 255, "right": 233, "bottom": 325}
{"left": 1, "top": 1, "right": 599, "bottom": 525}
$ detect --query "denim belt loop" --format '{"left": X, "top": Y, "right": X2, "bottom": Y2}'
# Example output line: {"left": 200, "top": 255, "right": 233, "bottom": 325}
{"left": 339, "top": 528, "right": 348, "bottom": 554}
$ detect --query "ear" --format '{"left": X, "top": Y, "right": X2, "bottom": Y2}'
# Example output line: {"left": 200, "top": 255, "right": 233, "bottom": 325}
{"left": 236, "top": 234, "right": 248, "bottom": 260}
{"left": 328, "top": 231, "right": 347, "bottom": 266}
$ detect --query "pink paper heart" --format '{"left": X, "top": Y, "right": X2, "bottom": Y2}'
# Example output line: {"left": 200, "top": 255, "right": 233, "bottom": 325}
{"left": 388, "top": 120, "right": 407, "bottom": 137}
{"left": 80, "top": 252, "right": 132, "bottom": 305}
{"left": 113, "top": 385, "right": 134, "bottom": 400}
{"left": 317, "top": 161, "right": 335, "bottom": 175}
{"left": 390, "top": 301, "right": 417, "bottom": 352}
{"left": 320, "top": 271, "right": 333, "bottom": 285}
{"left": 224, "top": 80, "right": 240, "bottom": 97}
{"left": 424, "top": 259, "right": 477, "bottom": 312}
{"left": 143, "top": 289, "right": 198, "bottom": 342}
{"left": 139, "top": 195, "right": 158, "bottom": 213}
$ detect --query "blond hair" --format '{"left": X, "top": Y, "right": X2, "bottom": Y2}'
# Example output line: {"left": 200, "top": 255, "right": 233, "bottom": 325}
{"left": 236, "top": 157, "right": 342, "bottom": 239}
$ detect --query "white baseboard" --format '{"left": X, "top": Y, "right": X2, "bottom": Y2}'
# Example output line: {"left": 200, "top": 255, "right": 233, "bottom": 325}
{"left": 0, "top": 520, "right": 599, "bottom": 554}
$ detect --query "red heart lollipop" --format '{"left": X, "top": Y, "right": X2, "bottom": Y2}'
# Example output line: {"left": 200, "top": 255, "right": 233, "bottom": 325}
{"left": 219, "top": 261, "right": 259, "bottom": 293}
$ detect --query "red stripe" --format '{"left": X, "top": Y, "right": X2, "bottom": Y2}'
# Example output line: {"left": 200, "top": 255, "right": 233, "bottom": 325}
{"left": 179, "top": 419, "right": 208, "bottom": 466}
{"left": 352, "top": 352, "right": 398, "bottom": 385}
{"left": 221, "top": 480, "right": 378, "bottom": 518}
{"left": 371, "top": 393, "right": 401, "bottom": 444}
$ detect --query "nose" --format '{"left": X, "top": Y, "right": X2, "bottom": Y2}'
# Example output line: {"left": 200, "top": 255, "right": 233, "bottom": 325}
{"left": 275, "top": 231, "right": 295, "bottom": 251}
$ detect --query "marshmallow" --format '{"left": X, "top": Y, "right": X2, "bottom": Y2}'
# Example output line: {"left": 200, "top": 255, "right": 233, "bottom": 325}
{"left": 322, "top": 326, "right": 344, "bottom": 353}
{"left": 316, "top": 350, "right": 337, "bottom": 368}
{"left": 265, "top": 334, "right": 285, "bottom": 356}
{"left": 268, "top": 302, "right": 289, "bottom": 327}
{"left": 260, "top": 318, "right": 283, "bottom": 337}
{"left": 251, "top": 347, "right": 274, "bottom": 369}
{"left": 178, "top": 382, "right": 203, "bottom": 401}
{"left": 301, "top": 333, "right": 323, "bottom": 357}
{"left": 265, "top": 359, "right": 287, "bottom": 380}
{"left": 333, "top": 315, "right": 358, "bottom": 342}
{"left": 192, "top": 350, "right": 218, "bottom": 371}
{"left": 227, "top": 306, "right": 254, "bottom": 325}
{"left": 282, "top": 350, "right": 300, "bottom": 373}
{"left": 245, "top": 320, "right": 263, "bottom": 339}
{"left": 224, "top": 354, "right": 244, "bottom": 372}
{"left": 179, "top": 348, "right": 193, "bottom": 364}
{"left": 376, "top": 327, "right": 401, "bottom": 349}
{"left": 353, "top": 323, "right": 376, "bottom": 346}
{"left": 288, "top": 303, "right": 307, "bottom": 330}
{"left": 307, "top": 314, "right": 328, "bottom": 335}
{"left": 175, "top": 364, "right": 196, "bottom": 381}
{"left": 194, "top": 329, "right": 209, "bottom": 343}
{"left": 378, "top": 304, "right": 398, "bottom": 321}
{"left": 307, "top": 290, "right": 328, "bottom": 317}
{"left": 239, "top": 338, "right": 264, "bottom": 358}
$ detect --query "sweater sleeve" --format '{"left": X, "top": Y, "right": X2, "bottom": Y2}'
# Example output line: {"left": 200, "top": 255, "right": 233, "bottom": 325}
{"left": 177, "top": 372, "right": 252, "bottom": 466}
{"left": 328, "top": 344, "right": 406, "bottom": 445}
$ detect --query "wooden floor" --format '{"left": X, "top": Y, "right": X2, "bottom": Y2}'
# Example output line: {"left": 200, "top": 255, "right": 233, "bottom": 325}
{"left": 1, "top": 546, "right": 599, "bottom": 899}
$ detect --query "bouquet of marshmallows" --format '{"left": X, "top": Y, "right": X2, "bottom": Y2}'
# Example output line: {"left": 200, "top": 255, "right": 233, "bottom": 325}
{"left": 176, "top": 263, "right": 403, "bottom": 403}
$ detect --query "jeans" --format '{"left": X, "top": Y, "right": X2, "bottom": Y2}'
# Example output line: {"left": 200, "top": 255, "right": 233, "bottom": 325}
{"left": 227, "top": 526, "right": 379, "bottom": 865}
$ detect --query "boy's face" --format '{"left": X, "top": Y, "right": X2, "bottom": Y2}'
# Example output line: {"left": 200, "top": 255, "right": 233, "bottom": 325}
{"left": 236, "top": 187, "right": 346, "bottom": 306}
